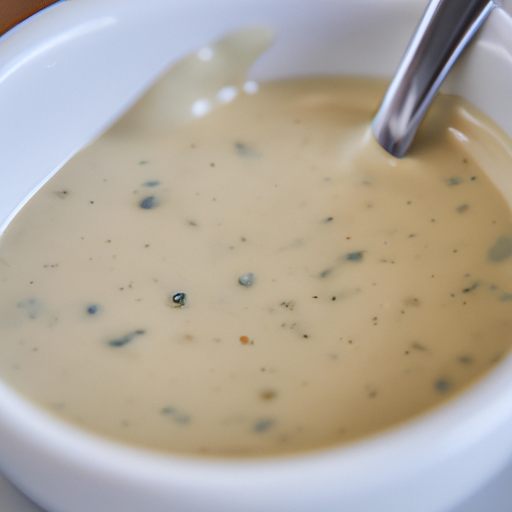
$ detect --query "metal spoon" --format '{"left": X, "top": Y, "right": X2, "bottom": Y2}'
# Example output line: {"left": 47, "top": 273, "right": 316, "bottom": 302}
{"left": 372, "top": 0, "right": 501, "bottom": 158}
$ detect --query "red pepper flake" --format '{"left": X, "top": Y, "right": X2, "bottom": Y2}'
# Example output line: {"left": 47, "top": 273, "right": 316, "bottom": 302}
{"left": 240, "top": 336, "right": 250, "bottom": 344}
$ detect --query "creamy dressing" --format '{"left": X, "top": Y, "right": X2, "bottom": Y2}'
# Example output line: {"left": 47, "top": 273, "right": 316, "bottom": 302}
{"left": 1, "top": 36, "right": 512, "bottom": 457}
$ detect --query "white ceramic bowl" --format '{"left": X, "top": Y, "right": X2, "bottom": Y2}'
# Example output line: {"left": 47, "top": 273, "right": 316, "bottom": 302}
{"left": 1, "top": 1, "right": 512, "bottom": 512}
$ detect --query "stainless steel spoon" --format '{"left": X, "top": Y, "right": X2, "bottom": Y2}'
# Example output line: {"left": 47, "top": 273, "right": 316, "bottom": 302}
{"left": 372, "top": 0, "right": 501, "bottom": 158}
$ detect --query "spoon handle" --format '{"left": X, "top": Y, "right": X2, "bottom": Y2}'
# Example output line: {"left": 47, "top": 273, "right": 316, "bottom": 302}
{"left": 372, "top": 0, "right": 499, "bottom": 158}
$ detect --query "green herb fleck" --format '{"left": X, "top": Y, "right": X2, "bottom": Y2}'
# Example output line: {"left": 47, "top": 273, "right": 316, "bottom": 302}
{"left": 140, "top": 196, "right": 159, "bottom": 209}
{"left": 108, "top": 329, "right": 145, "bottom": 347}
{"left": 488, "top": 236, "right": 512, "bottom": 262}
{"left": 434, "top": 379, "right": 451, "bottom": 393}
{"left": 253, "top": 419, "right": 274, "bottom": 432}
{"left": 235, "top": 142, "right": 261, "bottom": 159}
{"left": 344, "top": 251, "right": 364, "bottom": 262}
{"left": 446, "top": 177, "right": 462, "bottom": 186}
{"left": 161, "top": 407, "right": 191, "bottom": 424}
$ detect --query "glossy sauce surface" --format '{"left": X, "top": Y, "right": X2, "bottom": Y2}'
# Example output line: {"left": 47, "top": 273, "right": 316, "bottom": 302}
{"left": 1, "top": 65, "right": 512, "bottom": 456}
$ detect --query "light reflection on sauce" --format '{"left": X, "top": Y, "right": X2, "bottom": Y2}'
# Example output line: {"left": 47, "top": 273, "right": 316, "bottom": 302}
{"left": 1, "top": 32, "right": 512, "bottom": 457}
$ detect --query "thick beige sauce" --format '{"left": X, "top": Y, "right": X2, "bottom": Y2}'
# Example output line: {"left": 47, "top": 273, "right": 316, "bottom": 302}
{"left": 1, "top": 40, "right": 512, "bottom": 457}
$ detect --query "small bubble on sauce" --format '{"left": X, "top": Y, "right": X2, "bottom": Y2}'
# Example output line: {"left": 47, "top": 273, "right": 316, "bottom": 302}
{"left": 238, "top": 273, "right": 254, "bottom": 286}
{"left": 243, "top": 80, "right": 259, "bottom": 94}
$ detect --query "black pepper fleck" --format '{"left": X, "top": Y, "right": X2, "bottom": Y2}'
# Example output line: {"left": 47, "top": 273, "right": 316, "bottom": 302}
{"left": 462, "top": 282, "right": 479, "bottom": 293}
{"left": 170, "top": 293, "right": 187, "bottom": 308}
